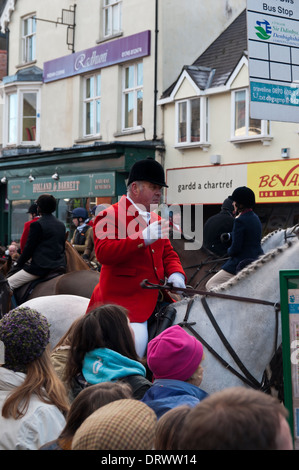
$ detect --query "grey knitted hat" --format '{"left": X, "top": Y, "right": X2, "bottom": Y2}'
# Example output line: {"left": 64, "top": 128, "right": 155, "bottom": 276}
{"left": 0, "top": 307, "right": 50, "bottom": 373}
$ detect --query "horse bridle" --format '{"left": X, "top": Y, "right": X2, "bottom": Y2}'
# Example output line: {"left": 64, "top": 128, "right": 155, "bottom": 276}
{"left": 284, "top": 224, "right": 299, "bottom": 243}
{"left": 141, "top": 280, "right": 280, "bottom": 391}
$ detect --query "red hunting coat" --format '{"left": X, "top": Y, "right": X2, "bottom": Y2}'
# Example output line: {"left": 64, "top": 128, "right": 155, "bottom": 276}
{"left": 87, "top": 196, "right": 185, "bottom": 323}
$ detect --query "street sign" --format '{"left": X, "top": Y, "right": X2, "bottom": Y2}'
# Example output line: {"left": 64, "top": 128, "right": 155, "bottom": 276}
{"left": 247, "top": 0, "right": 299, "bottom": 122}
{"left": 280, "top": 270, "right": 299, "bottom": 450}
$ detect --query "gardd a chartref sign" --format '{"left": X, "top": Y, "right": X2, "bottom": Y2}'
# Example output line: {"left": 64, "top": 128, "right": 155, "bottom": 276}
{"left": 248, "top": 159, "right": 299, "bottom": 203}
{"left": 165, "top": 164, "right": 247, "bottom": 205}
{"left": 166, "top": 159, "right": 299, "bottom": 205}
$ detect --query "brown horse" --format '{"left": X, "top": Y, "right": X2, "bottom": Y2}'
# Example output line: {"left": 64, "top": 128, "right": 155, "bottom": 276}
{"left": 0, "top": 242, "right": 100, "bottom": 315}
{"left": 64, "top": 241, "right": 95, "bottom": 272}
{"left": 170, "top": 236, "right": 227, "bottom": 290}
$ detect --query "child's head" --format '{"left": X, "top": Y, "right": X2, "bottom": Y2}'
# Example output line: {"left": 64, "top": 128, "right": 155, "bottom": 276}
{"left": 147, "top": 325, "right": 204, "bottom": 382}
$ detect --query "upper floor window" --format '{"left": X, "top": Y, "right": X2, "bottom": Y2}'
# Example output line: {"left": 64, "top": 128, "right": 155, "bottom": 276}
{"left": 175, "top": 97, "right": 209, "bottom": 148}
{"left": 21, "top": 15, "right": 36, "bottom": 63}
{"left": 122, "top": 62, "right": 143, "bottom": 130}
{"left": 83, "top": 73, "right": 101, "bottom": 137}
{"left": 4, "top": 86, "right": 40, "bottom": 146}
{"left": 103, "top": 0, "right": 122, "bottom": 38}
{"left": 231, "top": 88, "right": 270, "bottom": 144}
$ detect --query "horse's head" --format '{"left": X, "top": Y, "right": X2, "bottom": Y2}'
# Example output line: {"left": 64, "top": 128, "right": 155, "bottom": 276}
{"left": 290, "top": 224, "right": 299, "bottom": 239}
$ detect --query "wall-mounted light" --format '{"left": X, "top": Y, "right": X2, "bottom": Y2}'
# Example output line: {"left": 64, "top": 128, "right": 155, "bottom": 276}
{"left": 52, "top": 171, "right": 59, "bottom": 180}
{"left": 210, "top": 154, "right": 221, "bottom": 165}
{"left": 1, "top": 176, "right": 7, "bottom": 184}
{"left": 281, "top": 148, "right": 290, "bottom": 159}
{"left": 28, "top": 174, "right": 35, "bottom": 182}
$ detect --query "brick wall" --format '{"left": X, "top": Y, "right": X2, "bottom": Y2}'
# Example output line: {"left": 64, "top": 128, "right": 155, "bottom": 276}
{"left": 0, "top": 50, "right": 7, "bottom": 79}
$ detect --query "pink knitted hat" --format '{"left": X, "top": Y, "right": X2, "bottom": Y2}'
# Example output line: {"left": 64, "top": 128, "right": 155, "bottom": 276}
{"left": 147, "top": 325, "right": 204, "bottom": 381}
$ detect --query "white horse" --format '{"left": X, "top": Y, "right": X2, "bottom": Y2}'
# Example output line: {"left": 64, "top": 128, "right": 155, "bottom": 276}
{"left": 20, "top": 295, "right": 89, "bottom": 349}
{"left": 261, "top": 224, "right": 299, "bottom": 252}
{"left": 18, "top": 240, "right": 298, "bottom": 396}
{"left": 166, "top": 239, "right": 299, "bottom": 395}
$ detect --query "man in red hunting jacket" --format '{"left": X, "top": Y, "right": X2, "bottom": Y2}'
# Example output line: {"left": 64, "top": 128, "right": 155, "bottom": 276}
{"left": 86, "top": 158, "right": 186, "bottom": 357}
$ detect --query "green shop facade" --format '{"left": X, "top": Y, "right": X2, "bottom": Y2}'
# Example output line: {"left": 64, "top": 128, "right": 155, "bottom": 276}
{"left": 0, "top": 141, "right": 162, "bottom": 245}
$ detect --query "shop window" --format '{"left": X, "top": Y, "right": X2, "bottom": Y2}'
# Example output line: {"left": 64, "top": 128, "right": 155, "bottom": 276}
{"left": 122, "top": 62, "right": 143, "bottom": 130}
{"left": 11, "top": 200, "right": 31, "bottom": 243}
{"left": 4, "top": 87, "right": 40, "bottom": 146}
{"left": 21, "top": 15, "right": 36, "bottom": 63}
{"left": 83, "top": 73, "right": 101, "bottom": 137}
{"left": 175, "top": 97, "right": 209, "bottom": 149}
{"left": 8, "top": 93, "right": 17, "bottom": 144}
{"left": 231, "top": 88, "right": 271, "bottom": 144}
{"left": 103, "top": 0, "right": 122, "bottom": 38}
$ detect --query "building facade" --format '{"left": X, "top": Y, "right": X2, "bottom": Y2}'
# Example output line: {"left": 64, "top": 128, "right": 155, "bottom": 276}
{"left": 0, "top": 0, "right": 246, "bottom": 244}
{"left": 159, "top": 9, "right": 299, "bottom": 235}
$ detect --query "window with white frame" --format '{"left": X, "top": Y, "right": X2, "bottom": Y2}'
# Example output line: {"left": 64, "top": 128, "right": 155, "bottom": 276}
{"left": 232, "top": 88, "right": 270, "bottom": 140}
{"left": 103, "top": 0, "right": 122, "bottom": 38}
{"left": 21, "top": 15, "right": 36, "bottom": 63}
{"left": 122, "top": 62, "right": 143, "bottom": 130}
{"left": 83, "top": 74, "right": 101, "bottom": 137}
{"left": 4, "top": 86, "right": 40, "bottom": 146}
{"left": 175, "top": 97, "right": 208, "bottom": 147}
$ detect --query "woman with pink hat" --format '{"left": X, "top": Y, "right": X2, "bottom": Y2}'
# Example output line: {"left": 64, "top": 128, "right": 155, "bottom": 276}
{"left": 141, "top": 325, "right": 208, "bottom": 419}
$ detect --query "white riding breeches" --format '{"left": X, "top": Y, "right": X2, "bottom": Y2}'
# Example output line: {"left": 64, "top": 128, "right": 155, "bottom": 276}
{"left": 7, "top": 270, "right": 39, "bottom": 290}
{"left": 130, "top": 321, "right": 148, "bottom": 358}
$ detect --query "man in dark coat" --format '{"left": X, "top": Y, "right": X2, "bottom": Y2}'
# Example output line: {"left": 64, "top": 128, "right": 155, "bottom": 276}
{"left": 203, "top": 197, "right": 235, "bottom": 256}
{"left": 8, "top": 194, "right": 66, "bottom": 290}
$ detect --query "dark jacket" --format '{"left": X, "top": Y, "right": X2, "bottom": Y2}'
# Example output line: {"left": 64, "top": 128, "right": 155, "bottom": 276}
{"left": 17, "top": 214, "right": 66, "bottom": 276}
{"left": 72, "top": 225, "right": 91, "bottom": 246}
{"left": 222, "top": 210, "right": 264, "bottom": 275}
{"left": 203, "top": 202, "right": 235, "bottom": 256}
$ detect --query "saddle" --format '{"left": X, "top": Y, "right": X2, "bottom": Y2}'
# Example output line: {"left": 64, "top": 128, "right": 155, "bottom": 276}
{"left": 147, "top": 302, "right": 177, "bottom": 342}
{"left": 12, "top": 268, "right": 65, "bottom": 306}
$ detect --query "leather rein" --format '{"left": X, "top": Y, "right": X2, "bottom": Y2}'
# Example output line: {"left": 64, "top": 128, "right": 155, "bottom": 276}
{"left": 141, "top": 280, "right": 280, "bottom": 391}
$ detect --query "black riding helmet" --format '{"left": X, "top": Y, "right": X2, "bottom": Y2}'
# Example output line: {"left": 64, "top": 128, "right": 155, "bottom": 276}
{"left": 231, "top": 186, "right": 255, "bottom": 208}
{"left": 27, "top": 203, "right": 38, "bottom": 215}
{"left": 127, "top": 157, "right": 168, "bottom": 188}
{"left": 72, "top": 207, "right": 88, "bottom": 220}
{"left": 36, "top": 194, "right": 57, "bottom": 214}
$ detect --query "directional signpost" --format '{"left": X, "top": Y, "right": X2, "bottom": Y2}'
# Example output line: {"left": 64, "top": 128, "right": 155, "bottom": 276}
{"left": 247, "top": 0, "right": 299, "bottom": 122}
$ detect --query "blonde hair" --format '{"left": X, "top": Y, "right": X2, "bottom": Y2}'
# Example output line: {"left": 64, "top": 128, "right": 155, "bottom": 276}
{"left": 2, "top": 346, "right": 70, "bottom": 419}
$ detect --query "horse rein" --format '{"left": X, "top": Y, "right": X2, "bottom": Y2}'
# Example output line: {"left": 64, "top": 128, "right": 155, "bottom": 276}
{"left": 141, "top": 279, "right": 281, "bottom": 311}
{"left": 284, "top": 224, "right": 299, "bottom": 243}
{"left": 182, "top": 297, "right": 276, "bottom": 390}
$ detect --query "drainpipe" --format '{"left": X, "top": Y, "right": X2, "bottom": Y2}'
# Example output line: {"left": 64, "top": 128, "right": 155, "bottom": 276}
{"left": 153, "top": 0, "right": 158, "bottom": 141}
{"left": 5, "top": 27, "right": 9, "bottom": 75}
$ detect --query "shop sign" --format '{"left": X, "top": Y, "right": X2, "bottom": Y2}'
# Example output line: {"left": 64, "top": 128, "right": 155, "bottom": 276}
{"left": 7, "top": 172, "right": 115, "bottom": 200}
{"left": 165, "top": 164, "right": 247, "bottom": 204}
{"left": 247, "top": 159, "right": 299, "bottom": 203}
{"left": 43, "top": 30, "right": 151, "bottom": 83}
